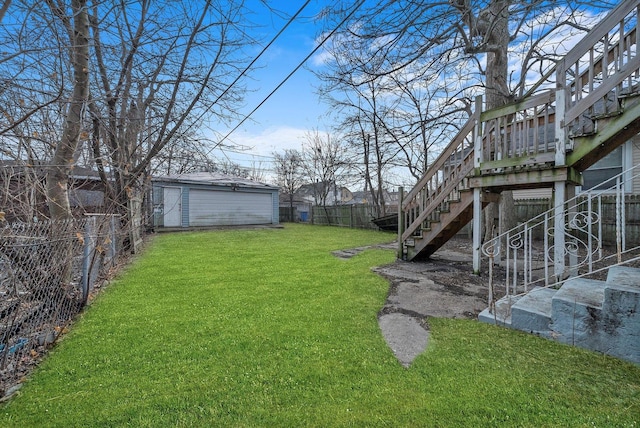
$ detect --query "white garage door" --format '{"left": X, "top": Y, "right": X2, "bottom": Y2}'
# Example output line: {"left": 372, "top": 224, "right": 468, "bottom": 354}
{"left": 189, "top": 189, "right": 272, "bottom": 226}
{"left": 163, "top": 187, "right": 182, "bottom": 227}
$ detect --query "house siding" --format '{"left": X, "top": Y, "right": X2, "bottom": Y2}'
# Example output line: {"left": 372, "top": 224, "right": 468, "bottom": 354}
{"left": 272, "top": 192, "right": 279, "bottom": 225}
{"left": 633, "top": 137, "right": 640, "bottom": 194}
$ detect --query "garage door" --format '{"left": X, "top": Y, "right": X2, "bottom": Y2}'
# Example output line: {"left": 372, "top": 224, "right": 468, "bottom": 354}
{"left": 189, "top": 189, "right": 273, "bottom": 226}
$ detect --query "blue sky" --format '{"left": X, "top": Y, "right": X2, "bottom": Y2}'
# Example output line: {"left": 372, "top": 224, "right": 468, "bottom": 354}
{"left": 210, "top": 1, "right": 607, "bottom": 175}
{"left": 210, "top": 1, "right": 332, "bottom": 167}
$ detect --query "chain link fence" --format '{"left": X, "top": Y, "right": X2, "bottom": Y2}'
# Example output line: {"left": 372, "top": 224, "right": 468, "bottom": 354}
{"left": 0, "top": 216, "right": 121, "bottom": 398}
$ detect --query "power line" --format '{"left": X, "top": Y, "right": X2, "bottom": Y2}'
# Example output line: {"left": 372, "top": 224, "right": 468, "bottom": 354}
{"left": 190, "top": 1, "right": 312, "bottom": 140}
{"left": 213, "top": 0, "right": 367, "bottom": 151}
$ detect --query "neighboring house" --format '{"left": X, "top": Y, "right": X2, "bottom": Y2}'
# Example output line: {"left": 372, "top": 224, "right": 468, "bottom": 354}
{"left": 347, "top": 189, "right": 400, "bottom": 215}
{"left": 0, "top": 161, "right": 107, "bottom": 222}
{"left": 152, "top": 172, "right": 279, "bottom": 228}
{"left": 278, "top": 193, "right": 311, "bottom": 222}
{"left": 295, "top": 182, "right": 354, "bottom": 206}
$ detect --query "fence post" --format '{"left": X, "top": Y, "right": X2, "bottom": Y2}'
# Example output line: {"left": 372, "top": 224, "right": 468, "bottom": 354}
{"left": 81, "top": 216, "right": 96, "bottom": 307}
{"left": 398, "top": 187, "right": 404, "bottom": 259}
{"left": 350, "top": 205, "right": 353, "bottom": 228}
{"left": 109, "top": 215, "right": 118, "bottom": 266}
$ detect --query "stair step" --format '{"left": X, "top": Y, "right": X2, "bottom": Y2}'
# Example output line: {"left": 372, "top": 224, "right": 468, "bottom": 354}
{"left": 511, "top": 286, "right": 557, "bottom": 334}
{"left": 606, "top": 266, "right": 640, "bottom": 289}
{"left": 589, "top": 110, "right": 623, "bottom": 121}
{"left": 550, "top": 278, "right": 605, "bottom": 346}
{"left": 478, "top": 294, "right": 524, "bottom": 328}
{"left": 602, "top": 266, "right": 640, "bottom": 364}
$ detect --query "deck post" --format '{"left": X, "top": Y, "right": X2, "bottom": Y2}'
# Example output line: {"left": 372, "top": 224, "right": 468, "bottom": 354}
{"left": 397, "top": 186, "right": 404, "bottom": 260}
{"left": 472, "top": 95, "right": 483, "bottom": 274}
{"left": 473, "top": 189, "right": 482, "bottom": 274}
{"left": 554, "top": 83, "right": 567, "bottom": 280}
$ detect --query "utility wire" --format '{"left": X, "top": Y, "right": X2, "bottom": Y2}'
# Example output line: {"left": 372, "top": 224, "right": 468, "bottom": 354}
{"left": 189, "top": 0, "right": 312, "bottom": 135}
{"left": 212, "top": 0, "right": 366, "bottom": 152}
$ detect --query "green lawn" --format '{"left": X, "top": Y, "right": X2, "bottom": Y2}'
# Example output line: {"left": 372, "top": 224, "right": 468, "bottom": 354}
{"left": 1, "top": 224, "right": 639, "bottom": 427}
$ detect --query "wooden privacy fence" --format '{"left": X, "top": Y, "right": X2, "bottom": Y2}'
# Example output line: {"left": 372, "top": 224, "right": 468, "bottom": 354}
{"left": 285, "top": 196, "right": 640, "bottom": 243}
{"left": 311, "top": 204, "right": 380, "bottom": 229}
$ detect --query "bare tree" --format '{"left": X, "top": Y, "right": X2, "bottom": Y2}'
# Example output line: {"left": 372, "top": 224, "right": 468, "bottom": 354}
{"left": 87, "top": 0, "right": 250, "bottom": 250}
{"left": 272, "top": 149, "right": 303, "bottom": 222}
{"left": 301, "top": 128, "right": 352, "bottom": 207}
{"left": 318, "top": 65, "right": 398, "bottom": 217}
{"left": 319, "top": 0, "right": 613, "bottom": 234}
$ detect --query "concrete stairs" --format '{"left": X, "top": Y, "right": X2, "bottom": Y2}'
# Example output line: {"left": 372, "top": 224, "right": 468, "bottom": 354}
{"left": 479, "top": 266, "right": 640, "bottom": 364}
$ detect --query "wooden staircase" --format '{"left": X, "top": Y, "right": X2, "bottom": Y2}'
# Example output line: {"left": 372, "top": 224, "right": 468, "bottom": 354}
{"left": 399, "top": 0, "right": 640, "bottom": 261}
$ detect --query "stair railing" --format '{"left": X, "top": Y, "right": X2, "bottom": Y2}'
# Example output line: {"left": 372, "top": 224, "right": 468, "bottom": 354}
{"left": 401, "top": 108, "right": 478, "bottom": 243}
{"left": 400, "top": 0, "right": 640, "bottom": 261}
{"left": 558, "top": 0, "right": 640, "bottom": 138}
{"left": 482, "top": 163, "right": 640, "bottom": 311}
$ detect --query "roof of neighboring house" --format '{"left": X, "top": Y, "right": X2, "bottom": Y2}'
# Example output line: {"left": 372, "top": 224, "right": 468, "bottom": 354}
{"left": 0, "top": 160, "right": 102, "bottom": 180}
{"left": 153, "top": 172, "right": 278, "bottom": 190}
{"left": 278, "top": 192, "right": 309, "bottom": 204}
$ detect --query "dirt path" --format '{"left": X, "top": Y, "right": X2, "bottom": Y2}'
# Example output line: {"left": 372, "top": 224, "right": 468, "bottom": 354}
{"left": 333, "top": 237, "right": 489, "bottom": 367}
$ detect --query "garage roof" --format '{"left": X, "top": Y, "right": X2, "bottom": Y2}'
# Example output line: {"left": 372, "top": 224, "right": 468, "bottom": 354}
{"left": 153, "top": 172, "right": 278, "bottom": 190}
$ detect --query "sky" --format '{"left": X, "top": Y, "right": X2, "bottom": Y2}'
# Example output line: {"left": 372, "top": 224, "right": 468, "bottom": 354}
{"left": 207, "top": 1, "right": 608, "bottom": 177}
{"left": 209, "top": 1, "right": 336, "bottom": 170}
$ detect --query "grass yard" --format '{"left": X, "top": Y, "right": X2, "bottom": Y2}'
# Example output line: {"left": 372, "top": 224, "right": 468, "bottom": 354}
{"left": 1, "top": 224, "right": 639, "bottom": 427}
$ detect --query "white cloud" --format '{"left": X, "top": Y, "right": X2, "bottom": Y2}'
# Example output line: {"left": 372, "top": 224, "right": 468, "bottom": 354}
{"left": 237, "top": 126, "right": 306, "bottom": 154}
{"left": 217, "top": 125, "right": 327, "bottom": 158}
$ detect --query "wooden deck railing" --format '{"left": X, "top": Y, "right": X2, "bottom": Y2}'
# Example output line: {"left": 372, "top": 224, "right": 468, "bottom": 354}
{"left": 559, "top": 1, "right": 640, "bottom": 135}
{"left": 479, "top": 90, "right": 556, "bottom": 171}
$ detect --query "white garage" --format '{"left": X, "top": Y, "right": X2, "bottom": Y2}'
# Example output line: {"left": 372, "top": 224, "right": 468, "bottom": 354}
{"left": 152, "top": 172, "right": 279, "bottom": 228}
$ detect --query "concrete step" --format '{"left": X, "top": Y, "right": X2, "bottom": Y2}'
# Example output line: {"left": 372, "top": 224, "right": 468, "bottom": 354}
{"left": 550, "top": 278, "right": 605, "bottom": 346}
{"left": 604, "top": 265, "right": 640, "bottom": 315}
{"left": 602, "top": 266, "right": 640, "bottom": 364}
{"left": 606, "top": 265, "right": 640, "bottom": 289}
{"left": 511, "top": 286, "right": 557, "bottom": 336}
{"left": 478, "top": 294, "right": 524, "bottom": 328}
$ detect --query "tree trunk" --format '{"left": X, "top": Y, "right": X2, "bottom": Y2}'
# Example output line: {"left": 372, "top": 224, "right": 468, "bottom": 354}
{"left": 45, "top": 0, "right": 89, "bottom": 221}
{"left": 44, "top": 0, "right": 89, "bottom": 300}
{"left": 482, "top": 0, "right": 516, "bottom": 241}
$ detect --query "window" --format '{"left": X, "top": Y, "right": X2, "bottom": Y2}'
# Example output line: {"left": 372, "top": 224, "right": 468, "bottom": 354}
{"left": 581, "top": 142, "right": 630, "bottom": 191}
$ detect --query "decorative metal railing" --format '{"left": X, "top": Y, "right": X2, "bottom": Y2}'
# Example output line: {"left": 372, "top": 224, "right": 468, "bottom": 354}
{"left": 482, "top": 163, "right": 640, "bottom": 310}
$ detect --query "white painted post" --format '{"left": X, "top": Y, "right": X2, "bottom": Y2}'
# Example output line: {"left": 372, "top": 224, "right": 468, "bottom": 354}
{"left": 554, "top": 85, "right": 567, "bottom": 281}
{"left": 473, "top": 188, "right": 482, "bottom": 274}
{"left": 398, "top": 187, "right": 404, "bottom": 260}
{"left": 472, "top": 96, "right": 483, "bottom": 274}
{"left": 567, "top": 184, "right": 577, "bottom": 277}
